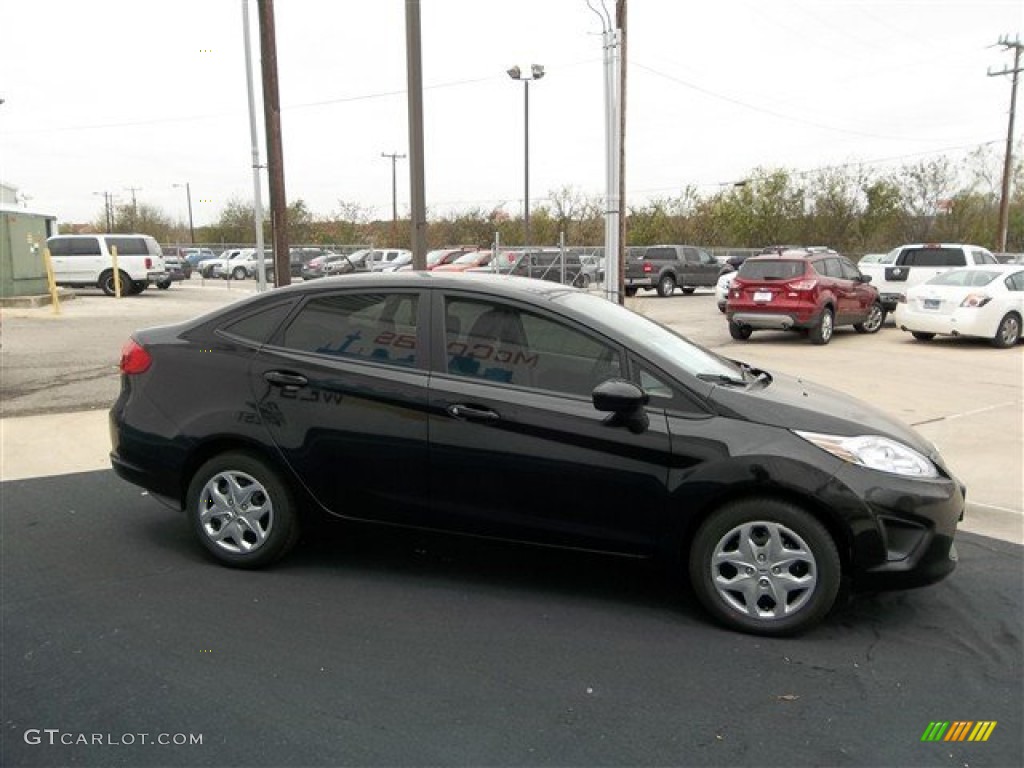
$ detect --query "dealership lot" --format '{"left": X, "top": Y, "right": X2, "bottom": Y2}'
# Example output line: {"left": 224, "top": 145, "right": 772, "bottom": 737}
{"left": 1, "top": 278, "right": 1021, "bottom": 766}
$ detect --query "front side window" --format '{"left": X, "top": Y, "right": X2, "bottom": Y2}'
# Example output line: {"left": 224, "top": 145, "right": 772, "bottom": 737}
{"left": 444, "top": 298, "right": 622, "bottom": 397}
{"left": 839, "top": 258, "right": 861, "bottom": 281}
{"left": 279, "top": 292, "right": 419, "bottom": 367}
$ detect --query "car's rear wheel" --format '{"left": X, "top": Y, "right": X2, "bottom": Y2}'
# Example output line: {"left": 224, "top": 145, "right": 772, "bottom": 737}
{"left": 132, "top": 280, "right": 148, "bottom": 294}
{"left": 231, "top": 266, "right": 247, "bottom": 280}
{"left": 853, "top": 302, "right": 884, "bottom": 334}
{"left": 156, "top": 281, "right": 170, "bottom": 290}
{"left": 728, "top": 321, "right": 752, "bottom": 340}
{"left": 993, "top": 313, "right": 1021, "bottom": 348}
{"left": 688, "top": 498, "right": 841, "bottom": 636}
{"left": 657, "top": 274, "right": 676, "bottom": 297}
{"left": 682, "top": 286, "right": 696, "bottom": 295}
{"left": 625, "top": 287, "right": 638, "bottom": 297}
{"left": 911, "top": 331, "right": 935, "bottom": 341}
{"left": 99, "top": 270, "right": 133, "bottom": 296}
{"left": 187, "top": 452, "right": 299, "bottom": 568}
{"left": 809, "top": 308, "right": 834, "bottom": 345}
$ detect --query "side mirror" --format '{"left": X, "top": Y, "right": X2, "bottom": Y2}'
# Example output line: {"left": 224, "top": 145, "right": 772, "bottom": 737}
{"left": 592, "top": 379, "right": 650, "bottom": 434}
{"left": 859, "top": 274, "right": 872, "bottom": 283}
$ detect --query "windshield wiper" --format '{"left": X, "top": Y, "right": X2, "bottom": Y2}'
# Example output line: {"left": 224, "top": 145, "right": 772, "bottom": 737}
{"left": 737, "top": 362, "right": 772, "bottom": 385}
{"left": 696, "top": 372, "right": 748, "bottom": 387}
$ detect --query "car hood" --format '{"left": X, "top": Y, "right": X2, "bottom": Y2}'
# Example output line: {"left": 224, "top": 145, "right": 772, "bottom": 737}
{"left": 709, "top": 370, "right": 936, "bottom": 457}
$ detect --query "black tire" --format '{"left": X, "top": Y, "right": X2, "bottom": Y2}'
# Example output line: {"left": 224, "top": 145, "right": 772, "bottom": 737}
{"left": 156, "top": 281, "right": 171, "bottom": 290}
{"left": 132, "top": 280, "right": 148, "bottom": 294}
{"left": 681, "top": 286, "right": 696, "bottom": 295}
{"left": 99, "top": 270, "right": 132, "bottom": 297}
{"left": 992, "top": 313, "right": 1021, "bottom": 348}
{"left": 625, "top": 287, "right": 638, "bottom": 297}
{"left": 728, "top": 321, "right": 752, "bottom": 340}
{"left": 809, "top": 307, "right": 834, "bottom": 345}
{"left": 186, "top": 452, "right": 300, "bottom": 568}
{"left": 657, "top": 274, "right": 676, "bottom": 297}
{"left": 688, "top": 498, "right": 841, "bottom": 636}
{"left": 911, "top": 331, "right": 935, "bottom": 341}
{"left": 853, "top": 302, "right": 884, "bottom": 334}
{"left": 232, "top": 266, "right": 248, "bottom": 281}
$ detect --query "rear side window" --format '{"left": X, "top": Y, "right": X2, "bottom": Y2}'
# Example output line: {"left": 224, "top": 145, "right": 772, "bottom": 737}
{"left": 972, "top": 250, "right": 997, "bottom": 265}
{"left": 47, "top": 238, "right": 72, "bottom": 256}
{"left": 738, "top": 260, "right": 805, "bottom": 280}
{"left": 902, "top": 248, "right": 966, "bottom": 267}
{"left": 105, "top": 236, "right": 149, "bottom": 256}
{"left": 646, "top": 247, "right": 676, "bottom": 261}
{"left": 221, "top": 302, "right": 294, "bottom": 345}
{"left": 279, "top": 292, "right": 420, "bottom": 367}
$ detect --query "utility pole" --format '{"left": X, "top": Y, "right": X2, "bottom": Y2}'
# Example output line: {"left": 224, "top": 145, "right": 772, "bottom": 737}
{"left": 989, "top": 36, "right": 1022, "bottom": 253}
{"left": 124, "top": 186, "right": 141, "bottom": 231}
{"left": 616, "top": 0, "right": 627, "bottom": 305}
{"left": 405, "top": 0, "right": 427, "bottom": 270}
{"left": 381, "top": 151, "right": 406, "bottom": 240}
{"left": 257, "top": 0, "right": 290, "bottom": 286}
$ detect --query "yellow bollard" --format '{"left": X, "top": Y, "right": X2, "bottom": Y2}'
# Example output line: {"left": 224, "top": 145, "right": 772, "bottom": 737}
{"left": 111, "top": 245, "right": 122, "bottom": 298}
{"left": 41, "top": 247, "right": 62, "bottom": 315}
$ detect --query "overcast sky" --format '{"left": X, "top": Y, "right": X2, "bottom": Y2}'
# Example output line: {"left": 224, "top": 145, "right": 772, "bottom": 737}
{"left": 1, "top": 0, "right": 1021, "bottom": 228}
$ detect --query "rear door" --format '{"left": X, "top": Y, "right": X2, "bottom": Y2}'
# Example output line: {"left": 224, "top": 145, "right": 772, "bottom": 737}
{"left": 249, "top": 287, "right": 432, "bottom": 525}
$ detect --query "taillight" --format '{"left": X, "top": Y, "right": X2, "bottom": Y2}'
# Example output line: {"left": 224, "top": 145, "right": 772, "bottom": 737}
{"left": 643, "top": 263, "right": 653, "bottom": 273}
{"left": 788, "top": 279, "right": 818, "bottom": 291}
{"left": 961, "top": 293, "right": 991, "bottom": 308}
{"left": 145, "top": 257, "right": 153, "bottom": 269}
{"left": 120, "top": 339, "right": 152, "bottom": 374}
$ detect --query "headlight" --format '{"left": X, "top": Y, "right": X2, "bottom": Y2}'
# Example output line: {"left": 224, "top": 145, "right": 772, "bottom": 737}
{"left": 794, "top": 430, "right": 938, "bottom": 478}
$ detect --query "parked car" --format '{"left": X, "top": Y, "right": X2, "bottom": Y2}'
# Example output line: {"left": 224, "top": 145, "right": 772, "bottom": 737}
{"left": 198, "top": 249, "right": 242, "bottom": 278}
{"left": 184, "top": 248, "right": 217, "bottom": 269}
{"left": 433, "top": 250, "right": 494, "bottom": 272}
{"left": 892, "top": 265, "right": 1024, "bottom": 347}
{"left": 624, "top": 244, "right": 719, "bottom": 297}
{"left": 156, "top": 255, "right": 190, "bottom": 288}
{"left": 111, "top": 272, "right": 964, "bottom": 636}
{"left": 857, "top": 252, "right": 894, "bottom": 265}
{"left": 208, "top": 249, "right": 259, "bottom": 280}
{"left": 290, "top": 248, "right": 333, "bottom": 278}
{"left": 726, "top": 248, "right": 885, "bottom": 344}
{"left": 366, "top": 249, "right": 413, "bottom": 272}
{"left": 858, "top": 243, "right": 999, "bottom": 312}
{"left": 715, "top": 271, "right": 735, "bottom": 312}
{"left": 301, "top": 251, "right": 355, "bottom": 280}
{"left": 46, "top": 234, "right": 168, "bottom": 296}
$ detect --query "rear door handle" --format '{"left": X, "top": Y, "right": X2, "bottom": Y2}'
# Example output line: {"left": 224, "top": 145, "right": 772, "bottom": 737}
{"left": 264, "top": 371, "right": 309, "bottom": 389}
{"left": 447, "top": 404, "right": 500, "bottom": 422}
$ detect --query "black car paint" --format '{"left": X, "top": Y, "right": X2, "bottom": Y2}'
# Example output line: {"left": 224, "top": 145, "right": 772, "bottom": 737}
{"left": 111, "top": 273, "right": 961, "bottom": 591}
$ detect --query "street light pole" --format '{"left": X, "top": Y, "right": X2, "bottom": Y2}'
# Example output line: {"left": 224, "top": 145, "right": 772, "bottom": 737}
{"left": 381, "top": 151, "right": 406, "bottom": 238}
{"left": 507, "top": 64, "right": 544, "bottom": 248}
{"left": 173, "top": 183, "right": 195, "bottom": 243}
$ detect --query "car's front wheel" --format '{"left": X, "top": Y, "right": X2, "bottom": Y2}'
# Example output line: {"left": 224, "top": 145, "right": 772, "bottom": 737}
{"left": 854, "top": 302, "right": 884, "bottom": 334}
{"left": 993, "top": 312, "right": 1021, "bottom": 348}
{"left": 688, "top": 498, "right": 841, "bottom": 636}
{"left": 231, "top": 266, "right": 248, "bottom": 280}
{"left": 186, "top": 452, "right": 300, "bottom": 568}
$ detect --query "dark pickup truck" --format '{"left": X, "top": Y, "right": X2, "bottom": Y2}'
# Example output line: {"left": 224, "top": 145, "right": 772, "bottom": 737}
{"left": 624, "top": 244, "right": 719, "bottom": 297}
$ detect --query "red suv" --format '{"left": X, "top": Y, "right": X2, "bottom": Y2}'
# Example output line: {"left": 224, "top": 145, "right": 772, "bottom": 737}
{"left": 726, "top": 248, "right": 885, "bottom": 344}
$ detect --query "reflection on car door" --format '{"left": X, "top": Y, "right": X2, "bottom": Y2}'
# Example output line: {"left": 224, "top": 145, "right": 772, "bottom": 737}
{"left": 249, "top": 289, "right": 432, "bottom": 525}
{"left": 426, "top": 291, "right": 672, "bottom": 553}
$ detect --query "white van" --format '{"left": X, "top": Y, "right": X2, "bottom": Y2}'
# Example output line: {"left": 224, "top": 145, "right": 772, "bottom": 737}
{"left": 46, "top": 234, "right": 168, "bottom": 295}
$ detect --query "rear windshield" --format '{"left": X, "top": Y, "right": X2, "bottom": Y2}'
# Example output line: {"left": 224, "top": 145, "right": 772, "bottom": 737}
{"left": 901, "top": 248, "right": 966, "bottom": 267}
{"left": 737, "top": 259, "right": 805, "bottom": 280}
{"left": 928, "top": 270, "right": 1001, "bottom": 287}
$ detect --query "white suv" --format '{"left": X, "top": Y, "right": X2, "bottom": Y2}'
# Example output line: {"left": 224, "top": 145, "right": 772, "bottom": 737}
{"left": 47, "top": 234, "right": 167, "bottom": 296}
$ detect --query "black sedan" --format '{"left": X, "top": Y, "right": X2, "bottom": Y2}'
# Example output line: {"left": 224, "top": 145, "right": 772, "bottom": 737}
{"left": 110, "top": 273, "right": 963, "bottom": 635}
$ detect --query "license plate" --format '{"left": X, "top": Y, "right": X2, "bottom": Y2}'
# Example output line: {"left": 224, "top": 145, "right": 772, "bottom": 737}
{"left": 754, "top": 291, "right": 772, "bottom": 302}
{"left": 923, "top": 299, "right": 941, "bottom": 310}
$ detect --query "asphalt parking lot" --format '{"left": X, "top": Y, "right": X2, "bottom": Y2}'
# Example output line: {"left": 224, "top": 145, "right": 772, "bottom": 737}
{"left": 1, "top": 277, "right": 1022, "bottom": 767}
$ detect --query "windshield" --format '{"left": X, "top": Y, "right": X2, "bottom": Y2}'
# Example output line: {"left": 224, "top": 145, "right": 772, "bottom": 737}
{"left": 556, "top": 292, "right": 746, "bottom": 380}
{"left": 454, "top": 251, "right": 486, "bottom": 265}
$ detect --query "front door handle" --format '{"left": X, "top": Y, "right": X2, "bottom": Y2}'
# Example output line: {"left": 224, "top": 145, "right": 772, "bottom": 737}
{"left": 446, "top": 404, "right": 500, "bottom": 422}
{"left": 264, "top": 371, "right": 309, "bottom": 389}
